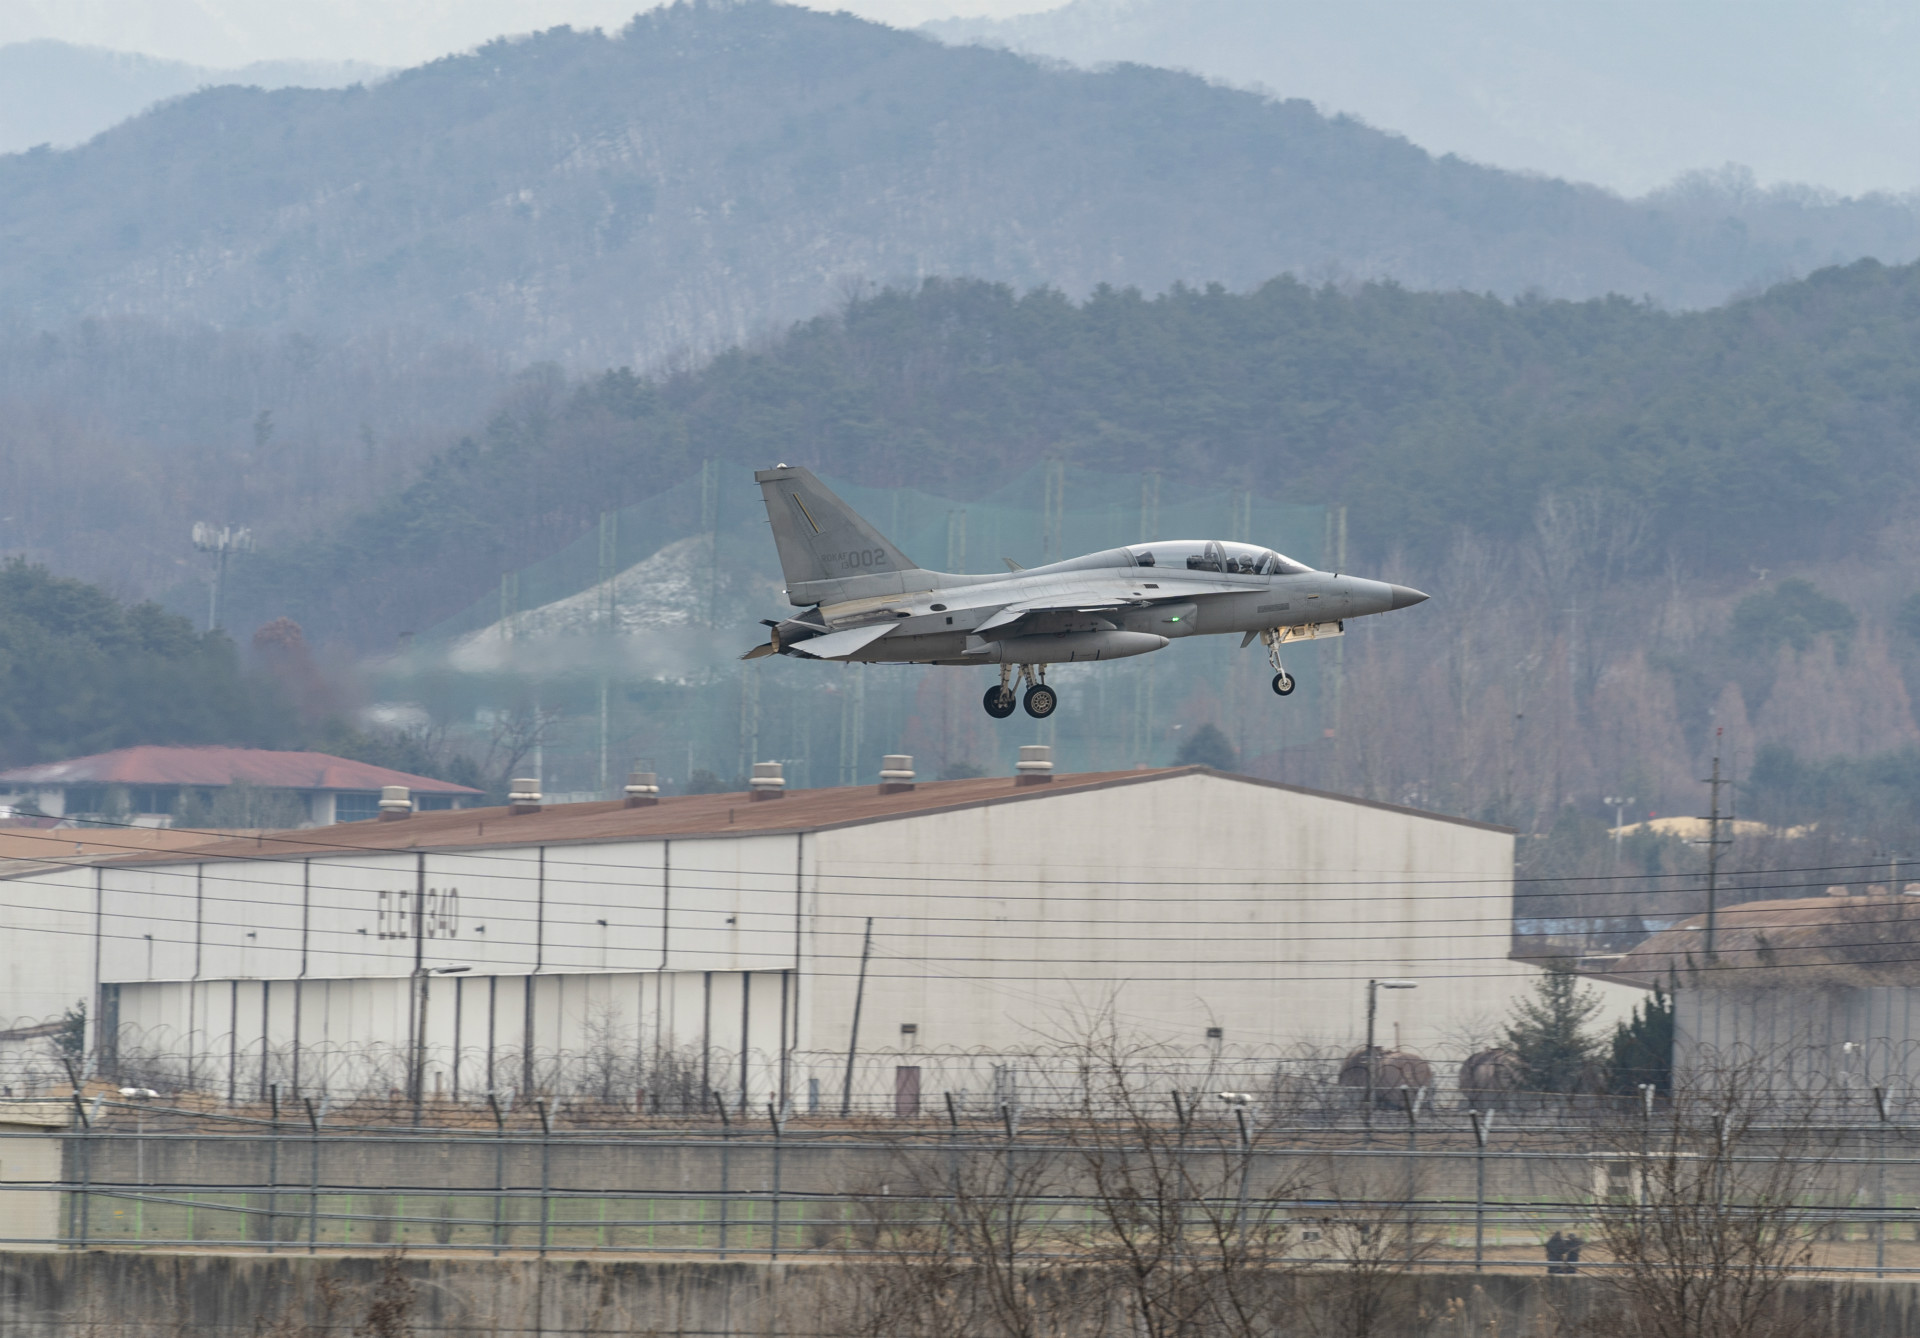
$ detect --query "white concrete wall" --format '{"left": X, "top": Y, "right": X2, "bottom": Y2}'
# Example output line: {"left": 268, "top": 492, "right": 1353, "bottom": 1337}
{"left": 0, "top": 864, "right": 93, "bottom": 1028}
{"left": 802, "top": 772, "right": 1637, "bottom": 1057}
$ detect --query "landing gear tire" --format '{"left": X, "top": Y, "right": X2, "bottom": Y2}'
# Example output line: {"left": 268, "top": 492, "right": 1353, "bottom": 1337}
{"left": 983, "top": 685, "right": 1017, "bottom": 719}
{"left": 1023, "top": 683, "right": 1058, "bottom": 719}
{"left": 1271, "top": 671, "right": 1295, "bottom": 697}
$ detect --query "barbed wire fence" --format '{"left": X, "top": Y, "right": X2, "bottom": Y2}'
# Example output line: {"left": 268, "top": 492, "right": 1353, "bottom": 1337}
{"left": 3, "top": 1032, "right": 1920, "bottom": 1317}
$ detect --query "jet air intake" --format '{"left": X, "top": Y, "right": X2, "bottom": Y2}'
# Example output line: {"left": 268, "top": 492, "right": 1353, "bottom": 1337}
{"left": 970, "top": 630, "right": 1169, "bottom": 663}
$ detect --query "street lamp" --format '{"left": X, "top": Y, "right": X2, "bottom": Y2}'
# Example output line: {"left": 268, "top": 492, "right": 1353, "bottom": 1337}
{"left": 190, "top": 522, "right": 253, "bottom": 632}
{"left": 1604, "top": 795, "right": 1637, "bottom": 868}
{"left": 1365, "top": 979, "right": 1418, "bottom": 1144}
{"left": 411, "top": 964, "right": 473, "bottom": 1124}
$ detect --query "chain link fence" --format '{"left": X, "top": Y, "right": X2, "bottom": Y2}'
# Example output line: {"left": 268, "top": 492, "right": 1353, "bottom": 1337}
{"left": 2, "top": 1088, "right": 1918, "bottom": 1282}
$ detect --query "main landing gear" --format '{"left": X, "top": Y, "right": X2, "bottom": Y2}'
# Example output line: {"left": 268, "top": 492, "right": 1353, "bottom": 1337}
{"left": 983, "top": 664, "right": 1057, "bottom": 718}
{"left": 1261, "top": 628, "right": 1296, "bottom": 697}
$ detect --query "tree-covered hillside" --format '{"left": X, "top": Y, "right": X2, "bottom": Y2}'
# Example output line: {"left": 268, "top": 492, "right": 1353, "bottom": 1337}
{"left": 0, "top": 560, "right": 278, "bottom": 767}
{"left": 1, "top": 1, "right": 1916, "bottom": 370}
{"left": 226, "top": 259, "right": 1920, "bottom": 649}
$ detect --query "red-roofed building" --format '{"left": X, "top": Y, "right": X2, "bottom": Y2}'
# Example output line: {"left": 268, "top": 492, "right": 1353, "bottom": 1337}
{"left": 0, "top": 746, "right": 482, "bottom": 828}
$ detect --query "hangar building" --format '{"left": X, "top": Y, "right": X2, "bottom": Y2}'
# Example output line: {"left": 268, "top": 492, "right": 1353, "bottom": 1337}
{"left": 0, "top": 761, "right": 1629, "bottom": 1108}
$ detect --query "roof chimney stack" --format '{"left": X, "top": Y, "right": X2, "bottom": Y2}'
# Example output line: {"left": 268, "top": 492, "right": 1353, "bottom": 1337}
{"left": 1015, "top": 745, "right": 1054, "bottom": 786}
{"left": 749, "top": 761, "right": 785, "bottom": 800}
{"left": 879, "top": 755, "right": 915, "bottom": 795}
{"left": 508, "top": 777, "right": 542, "bottom": 815}
{"left": 624, "top": 771, "right": 660, "bottom": 808}
{"left": 377, "top": 785, "right": 413, "bottom": 821}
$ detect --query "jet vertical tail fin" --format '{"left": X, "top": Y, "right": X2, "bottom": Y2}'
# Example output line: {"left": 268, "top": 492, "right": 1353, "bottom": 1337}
{"left": 754, "top": 464, "right": 924, "bottom": 606}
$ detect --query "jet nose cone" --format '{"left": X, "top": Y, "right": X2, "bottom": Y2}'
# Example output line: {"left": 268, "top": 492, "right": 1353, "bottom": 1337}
{"left": 1388, "top": 584, "right": 1430, "bottom": 610}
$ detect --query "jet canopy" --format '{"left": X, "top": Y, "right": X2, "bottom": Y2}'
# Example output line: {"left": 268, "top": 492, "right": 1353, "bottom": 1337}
{"left": 1126, "top": 541, "right": 1312, "bottom": 576}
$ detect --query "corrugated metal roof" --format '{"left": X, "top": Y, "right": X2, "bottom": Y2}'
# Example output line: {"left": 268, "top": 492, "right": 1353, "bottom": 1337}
{"left": 1611, "top": 894, "right": 1920, "bottom": 986}
{"left": 0, "top": 825, "right": 255, "bottom": 869}
{"left": 0, "top": 746, "right": 483, "bottom": 794}
{"left": 54, "top": 765, "right": 1512, "bottom": 869}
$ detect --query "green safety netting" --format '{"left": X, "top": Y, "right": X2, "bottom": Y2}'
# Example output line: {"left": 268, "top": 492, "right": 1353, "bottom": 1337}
{"left": 387, "top": 463, "right": 1337, "bottom": 795}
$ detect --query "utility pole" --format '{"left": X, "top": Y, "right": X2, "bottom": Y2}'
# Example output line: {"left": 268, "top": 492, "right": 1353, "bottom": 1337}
{"left": 410, "top": 856, "right": 427, "bottom": 1125}
{"left": 1696, "top": 729, "right": 1733, "bottom": 958}
{"left": 840, "top": 917, "right": 874, "bottom": 1117}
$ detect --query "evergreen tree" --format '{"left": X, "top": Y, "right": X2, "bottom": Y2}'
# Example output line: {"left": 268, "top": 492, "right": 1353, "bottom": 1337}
{"left": 1174, "top": 723, "right": 1238, "bottom": 771}
{"left": 1505, "top": 965, "right": 1604, "bottom": 1093}
{"left": 0, "top": 558, "right": 287, "bottom": 766}
{"left": 1606, "top": 987, "right": 1674, "bottom": 1097}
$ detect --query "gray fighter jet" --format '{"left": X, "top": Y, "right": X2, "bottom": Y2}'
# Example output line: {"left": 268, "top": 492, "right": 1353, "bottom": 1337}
{"left": 744, "top": 465, "right": 1428, "bottom": 719}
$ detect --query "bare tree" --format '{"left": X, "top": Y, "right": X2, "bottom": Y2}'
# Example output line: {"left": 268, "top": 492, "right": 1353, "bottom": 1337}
{"left": 479, "top": 698, "right": 564, "bottom": 793}
{"left": 1576, "top": 1063, "right": 1840, "bottom": 1338}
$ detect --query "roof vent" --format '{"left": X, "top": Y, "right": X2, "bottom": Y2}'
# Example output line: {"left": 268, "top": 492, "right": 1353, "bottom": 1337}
{"left": 879, "top": 754, "right": 915, "bottom": 795}
{"left": 1015, "top": 745, "right": 1054, "bottom": 786}
{"left": 624, "top": 770, "right": 660, "bottom": 808}
{"left": 508, "top": 777, "right": 542, "bottom": 815}
{"left": 749, "top": 761, "right": 785, "bottom": 801}
{"left": 377, "top": 785, "right": 413, "bottom": 821}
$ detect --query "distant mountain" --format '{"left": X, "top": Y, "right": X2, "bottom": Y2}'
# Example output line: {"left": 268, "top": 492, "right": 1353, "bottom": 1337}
{"left": 3, "top": 2, "right": 1918, "bottom": 373}
{"left": 929, "top": 0, "right": 1920, "bottom": 199}
{"left": 0, "top": 41, "right": 385, "bottom": 155}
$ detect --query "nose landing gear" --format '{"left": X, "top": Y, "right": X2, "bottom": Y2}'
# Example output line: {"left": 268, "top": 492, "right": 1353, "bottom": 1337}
{"left": 982, "top": 664, "right": 1057, "bottom": 718}
{"left": 1261, "top": 629, "right": 1296, "bottom": 698}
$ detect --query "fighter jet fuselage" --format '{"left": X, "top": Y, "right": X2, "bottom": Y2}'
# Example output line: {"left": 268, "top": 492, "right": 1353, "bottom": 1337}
{"left": 747, "top": 465, "right": 1428, "bottom": 719}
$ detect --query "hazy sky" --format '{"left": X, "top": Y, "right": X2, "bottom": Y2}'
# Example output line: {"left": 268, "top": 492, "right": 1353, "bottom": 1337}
{"left": 936, "top": 0, "right": 1920, "bottom": 198}
{"left": 0, "top": 1, "right": 1060, "bottom": 67}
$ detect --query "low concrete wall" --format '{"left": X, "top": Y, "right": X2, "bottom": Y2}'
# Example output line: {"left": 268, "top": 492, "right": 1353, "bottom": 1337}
{"left": 4, "top": 1252, "right": 1920, "bottom": 1338}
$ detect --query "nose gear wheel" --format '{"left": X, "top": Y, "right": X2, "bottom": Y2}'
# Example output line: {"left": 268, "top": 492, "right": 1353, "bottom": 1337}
{"left": 1260, "top": 629, "right": 1295, "bottom": 699}
{"left": 1023, "top": 683, "right": 1058, "bottom": 718}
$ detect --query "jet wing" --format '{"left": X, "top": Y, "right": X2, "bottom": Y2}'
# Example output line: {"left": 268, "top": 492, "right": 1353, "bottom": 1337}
{"left": 966, "top": 580, "right": 1255, "bottom": 634}
{"left": 973, "top": 597, "right": 1132, "bottom": 635}
{"left": 785, "top": 622, "right": 898, "bottom": 660}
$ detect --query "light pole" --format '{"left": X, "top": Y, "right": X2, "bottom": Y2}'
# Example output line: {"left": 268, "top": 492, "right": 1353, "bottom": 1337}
{"left": 1604, "top": 795, "right": 1636, "bottom": 870}
{"left": 411, "top": 964, "right": 471, "bottom": 1125}
{"left": 190, "top": 522, "right": 253, "bottom": 632}
{"left": 1364, "top": 979, "right": 1417, "bottom": 1144}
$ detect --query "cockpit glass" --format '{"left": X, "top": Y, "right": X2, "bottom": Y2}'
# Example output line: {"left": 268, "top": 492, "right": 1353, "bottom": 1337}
{"left": 1128, "top": 541, "right": 1310, "bottom": 575}
{"left": 1128, "top": 541, "right": 1212, "bottom": 570}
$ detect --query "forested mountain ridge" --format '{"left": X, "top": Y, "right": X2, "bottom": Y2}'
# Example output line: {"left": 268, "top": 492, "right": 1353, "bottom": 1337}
{"left": 222, "top": 257, "right": 1920, "bottom": 651}
{"left": 3, "top": 1, "right": 1918, "bottom": 371}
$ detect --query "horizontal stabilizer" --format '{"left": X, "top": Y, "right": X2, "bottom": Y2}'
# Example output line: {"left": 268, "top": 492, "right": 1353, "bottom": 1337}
{"left": 741, "top": 642, "right": 778, "bottom": 660}
{"left": 787, "top": 622, "right": 897, "bottom": 660}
